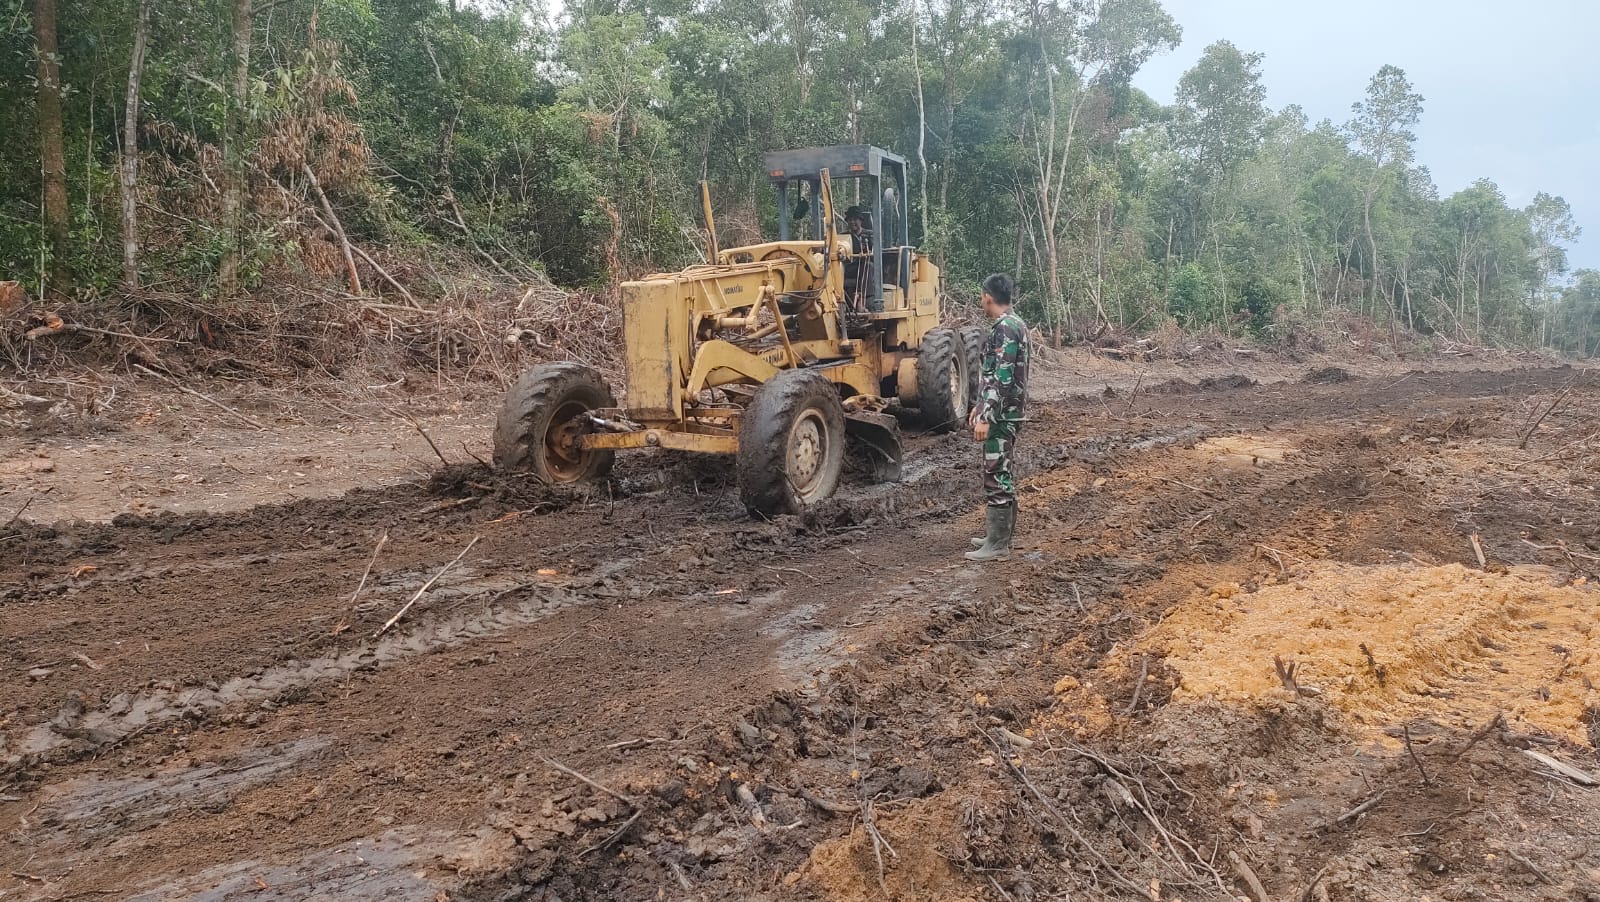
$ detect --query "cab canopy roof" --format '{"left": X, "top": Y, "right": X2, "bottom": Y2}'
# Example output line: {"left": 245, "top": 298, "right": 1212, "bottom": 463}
{"left": 763, "top": 145, "right": 906, "bottom": 182}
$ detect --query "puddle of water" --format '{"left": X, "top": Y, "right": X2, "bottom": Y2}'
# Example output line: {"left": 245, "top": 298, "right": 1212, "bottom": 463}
{"left": 757, "top": 600, "right": 847, "bottom": 683}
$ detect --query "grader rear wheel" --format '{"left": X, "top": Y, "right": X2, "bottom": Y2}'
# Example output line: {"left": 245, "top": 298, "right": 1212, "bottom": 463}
{"left": 737, "top": 369, "right": 846, "bottom": 516}
{"left": 916, "top": 327, "right": 967, "bottom": 432}
{"left": 493, "top": 362, "right": 616, "bottom": 484}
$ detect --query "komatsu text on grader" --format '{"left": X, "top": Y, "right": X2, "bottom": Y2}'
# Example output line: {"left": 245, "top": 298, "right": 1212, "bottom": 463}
{"left": 493, "top": 145, "right": 976, "bottom": 516}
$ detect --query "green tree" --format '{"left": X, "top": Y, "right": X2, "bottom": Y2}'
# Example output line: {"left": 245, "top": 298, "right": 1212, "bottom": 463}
{"left": 1347, "top": 64, "right": 1423, "bottom": 323}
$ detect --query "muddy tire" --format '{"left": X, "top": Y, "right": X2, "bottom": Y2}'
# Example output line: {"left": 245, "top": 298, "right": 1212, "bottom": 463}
{"left": 738, "top": 369, "right": 846, "bottom": 516}
{"left": 493, "top": 362, "right": 615, "bottom": 483}
{"left": 959, "top": 324, "right": 985, "bottom": 417}
{"left": 916, "top": 327, "right": 967, "bottom": 432}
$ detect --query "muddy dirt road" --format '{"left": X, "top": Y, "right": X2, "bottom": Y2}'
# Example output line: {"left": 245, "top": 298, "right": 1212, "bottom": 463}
{"left": 3, "top": 363, "right": 1598, "bottom": 901}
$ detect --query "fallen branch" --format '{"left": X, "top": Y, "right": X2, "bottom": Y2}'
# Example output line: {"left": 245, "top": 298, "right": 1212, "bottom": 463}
{"left": 302, "top": 163, "right": 361, "bottom": 296}
{"left": 132, "top": 364, "right": 266, "bottom": 431}
{"left": 983, "top": 729, "right": 1150, "bottom": 898}
{"left": 542, "top": 755, "right": 637, "bottom": 806}
{"left": 349, "top": 243, "right": 418, "bottom": 308}
{"left": 603, "top": 736, "right": 676, "bottom": 751}
{"left": 1121, "top": 653, "right": 1150, "bottom": 716}
{"left": 581, "top": 809, "right": 643, "bottom": 857}
{"left": 1298, "top": 864, "right": 1332, "bottom": 902}
{"left": 348, "top": 531, "right": 389, "bottom": 606}
{"left": 4, "top": 496, "right": 34, "bottom": 527}
{"left": 1228, "top": 851, "right": 1270, "bottom": 902}
{"left": 1449, "top": 712, "right": 1503, "bottom": 761}
{"left": 1508, "top": 850, "right": 1556, "bottom": 885}
{"left": 1523, "top": 749, "right": 1598, "bottom": 787}
{"left": 1469, "top": 533, "right": 1487, "bottom": 569}
{"left": 373, "top": 535, "right": 479, "bottom": 636}
{"left": 761, "top": 564, "right": 818, "bottom": 582}
{"left": 390, "top": 407, "right": 450, "bottom": 467}
{"left": 861, "top": 799, "right": 897, "bottom": 893}
{"left": 1325, "top": 790, "right": 1385, "bottom": 829}
{"left": 1, "top": 386, "right": 53, "bottom": 406}
{"left": 793, "top": 784, "right": 857, "bottom": 815}
{"left": 1402, "top": 724, "right": 1431, "bottom": 785}
{"left": 1518, "top": 379, "right": 1579, "bottom": 450}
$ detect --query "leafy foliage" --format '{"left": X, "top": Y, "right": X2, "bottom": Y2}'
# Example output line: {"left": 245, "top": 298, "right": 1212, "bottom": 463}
{"left": 1, "top": 0, "right": 1591, "bottom": 355}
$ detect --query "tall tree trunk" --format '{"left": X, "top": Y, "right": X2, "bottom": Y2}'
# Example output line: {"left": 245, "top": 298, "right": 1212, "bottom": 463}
{"left": 218, "top": 0, "right": 253, "bottom": 296}
{"left": 910, "top": 0, "right": 930, "bottom": 244}
{"left": 121, "top": 0, "right": 154, "bottom": 291}
{"left": 33, "top": 0, "right": 70, "bottom": 296}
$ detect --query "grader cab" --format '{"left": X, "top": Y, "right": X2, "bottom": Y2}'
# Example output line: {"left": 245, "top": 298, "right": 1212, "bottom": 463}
{"left": 493, "top": 145, "right": 975, "bottom": 515}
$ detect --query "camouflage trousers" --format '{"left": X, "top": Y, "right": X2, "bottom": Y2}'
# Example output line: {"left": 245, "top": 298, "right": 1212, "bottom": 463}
{"left": 982, "top": 422, "right": 1021, "bottom": 507}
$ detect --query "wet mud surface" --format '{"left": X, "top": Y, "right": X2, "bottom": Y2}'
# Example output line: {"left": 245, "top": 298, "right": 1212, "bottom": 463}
{"left": 3, "top": 364, "right": 1598, "bottom": 901}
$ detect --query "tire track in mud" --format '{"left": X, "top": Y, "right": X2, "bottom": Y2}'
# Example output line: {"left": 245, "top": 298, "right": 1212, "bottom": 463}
{"left": 440, "top": 367, "right": 1592, "bottom": 900}
{"left": 1, "top": 421, "right": 1211, "bottom": 770}
{"left": 1, "top": 367, "right": 1585, "bottom": 901}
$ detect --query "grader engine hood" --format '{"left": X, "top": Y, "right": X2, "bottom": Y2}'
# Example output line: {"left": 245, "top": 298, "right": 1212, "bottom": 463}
{"left": 620, "top": 252, "right": 820, "bottom": 422}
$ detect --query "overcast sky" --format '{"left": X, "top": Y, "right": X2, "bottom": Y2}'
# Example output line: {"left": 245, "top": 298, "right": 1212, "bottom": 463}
{"left": 1131, "top": 0, "right": 1598, "bottom": 273}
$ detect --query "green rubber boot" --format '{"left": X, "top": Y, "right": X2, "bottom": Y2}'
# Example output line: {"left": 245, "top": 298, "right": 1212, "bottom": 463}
{"left": 964, "top": 503, "right": 1015, "bottom": 562}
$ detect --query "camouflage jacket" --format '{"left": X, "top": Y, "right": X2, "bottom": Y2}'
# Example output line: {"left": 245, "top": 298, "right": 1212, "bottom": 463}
{"left": 977, "top": 311, "right": 1030, "bottom": 425}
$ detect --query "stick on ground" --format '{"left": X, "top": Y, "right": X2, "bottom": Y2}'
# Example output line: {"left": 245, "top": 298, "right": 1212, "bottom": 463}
{"left": 373, "top": 535, "right": 479, "bottom": 636}
{"left": 1229, "top": 851, "right": 1270, "bottom": 902}
{"left": 4, "top": 496, "right": 33, "bottom": 527}
{"left": 349, "top": 531, "right": 389, "bottom": 606}
{"left": 390, "top": 408, "right": 450, "bottom": 467}
{"left": 542, "top": 755, "right": 637, "bottom": 806}
{"left": 1402, "top": 724, "right": 1432, "bottom": 785}
{"left": 132, "top": 364, "right": 267, "bottom": 430}
{"left": 1449, "top": 712, "right": 1503, "bottom": 761}
{"left": 1327, "top": 790, "right": 1385, "bottom": 828}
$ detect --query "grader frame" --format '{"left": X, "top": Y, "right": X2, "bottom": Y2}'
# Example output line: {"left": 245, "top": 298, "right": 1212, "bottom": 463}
{"left": 493, "top": 145, "right": 972, "bottom": 515}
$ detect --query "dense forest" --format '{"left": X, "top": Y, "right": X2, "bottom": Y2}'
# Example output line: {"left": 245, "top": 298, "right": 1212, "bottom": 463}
{"left": 3, "top": 0, "right": 1596, "bottom": 358}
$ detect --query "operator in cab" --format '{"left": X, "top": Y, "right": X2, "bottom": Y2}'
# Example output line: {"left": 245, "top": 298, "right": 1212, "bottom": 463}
{"left": 966, "top": 273, "right": 1030, "bottom": 562}
{"left": 843, "top": 205, "right": 875, "bottom": 312}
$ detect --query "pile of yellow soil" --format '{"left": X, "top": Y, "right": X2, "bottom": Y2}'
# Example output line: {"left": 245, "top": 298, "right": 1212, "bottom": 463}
{"left": 1149, "top": 563, "right": 1599, "bottom": 742}
{"left": 797, "top": 798, "right": 983, "bottom": 902}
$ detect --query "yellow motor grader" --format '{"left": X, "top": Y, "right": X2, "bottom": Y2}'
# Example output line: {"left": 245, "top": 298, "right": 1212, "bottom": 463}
{"left": 493, "top": 145, "right": 976, "bottom": 515}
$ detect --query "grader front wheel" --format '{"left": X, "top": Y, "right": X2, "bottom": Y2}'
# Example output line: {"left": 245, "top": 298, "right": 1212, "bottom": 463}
{"left": 493, "top": 362, "right": 616, "bottom": 484}
{"left": 738, "top": 369, "right": 846, "bottom": 516}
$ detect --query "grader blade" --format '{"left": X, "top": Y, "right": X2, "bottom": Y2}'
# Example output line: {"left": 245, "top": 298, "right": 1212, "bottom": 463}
{"left": 845, "top": 410, "right": 903, "bottom": 483}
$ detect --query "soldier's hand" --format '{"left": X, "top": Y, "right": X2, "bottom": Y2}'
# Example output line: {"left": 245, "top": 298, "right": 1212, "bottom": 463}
{"left": 973, "top": 421, "right": 989, "bottom": 442}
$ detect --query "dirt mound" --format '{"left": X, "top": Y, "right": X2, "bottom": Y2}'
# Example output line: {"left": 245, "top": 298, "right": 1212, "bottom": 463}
{"left": 1148, "top": 563, "right": 1600, "bottom": 743}
{"left": 1196, "top": 373, "right": 1257, "bottom": 391}
{"left": 1150, "top": 373, "right": 1258, "bottom": 395}
{"left": 1301, "top": 365, "right": 1353, "bottom": 384}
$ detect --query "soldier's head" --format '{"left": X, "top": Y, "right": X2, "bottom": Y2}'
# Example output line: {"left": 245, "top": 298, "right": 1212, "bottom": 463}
{"left": 982, "top": 273, "right": 1014, "bottom": 319}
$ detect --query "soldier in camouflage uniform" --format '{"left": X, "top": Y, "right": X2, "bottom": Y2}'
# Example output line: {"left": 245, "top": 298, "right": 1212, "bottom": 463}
{"left": 966, "top": 273, "right": 1030, "bottom": 562}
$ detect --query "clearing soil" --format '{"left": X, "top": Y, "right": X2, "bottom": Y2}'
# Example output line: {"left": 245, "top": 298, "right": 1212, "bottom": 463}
{"left": 3, "top": 352, "right": 1598, "bottom": 902}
